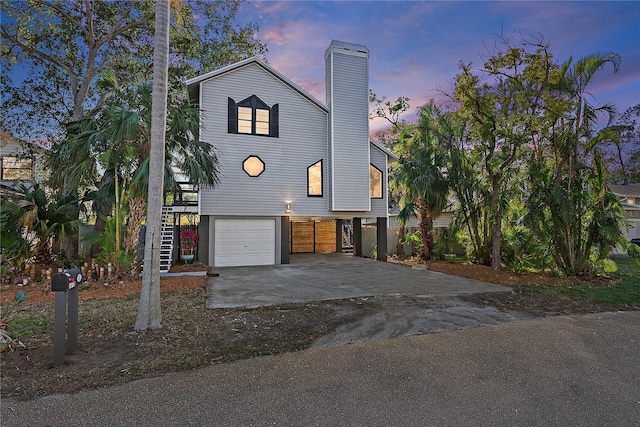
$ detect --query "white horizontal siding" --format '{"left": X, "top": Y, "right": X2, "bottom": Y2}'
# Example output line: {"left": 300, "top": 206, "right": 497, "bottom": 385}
{"left": 0, "top": 139, "right": 23, "bottom": 156}
{"left": 369, "top": 144, "right": 388, "bottom": 218}
{"left": 329, "top": 51, "right": 370, "bottom": 211}
{"left": 198, "top": 63, "right": 331, "bottom": 217}
{"left": 388, "top": 212, "right": 453, "bottom": 228}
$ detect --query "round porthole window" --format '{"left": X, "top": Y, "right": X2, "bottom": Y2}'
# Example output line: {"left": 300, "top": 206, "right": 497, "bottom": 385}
{"left": 243, "top": 155, "right": 265, "bottom": 177}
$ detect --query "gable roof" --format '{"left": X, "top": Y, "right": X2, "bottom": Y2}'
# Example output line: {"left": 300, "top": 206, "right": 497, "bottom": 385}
{"left": 186, "top": 57, "right": 329, "bottom": 113}
{"left": 609, "top": 184, "right": 640, "bottom": 199}
{"left": 0, "top": 132, "right": 45, "bottom": 155}
{"left": 370, "top": 138, "right": 398, "bottom": 161}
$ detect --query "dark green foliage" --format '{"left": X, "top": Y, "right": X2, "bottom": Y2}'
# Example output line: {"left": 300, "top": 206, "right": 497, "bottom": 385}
{"left": 439, "top": 113, "right": 492, "bottom": 265}
{"left": 393, "top": 101, "right": 449, "bottom": 260}
{"left": 0, "top": 183, "right": 80, "bottom": 266}
{"left": 525, "top": 52, "right": 627, "bottom": 275}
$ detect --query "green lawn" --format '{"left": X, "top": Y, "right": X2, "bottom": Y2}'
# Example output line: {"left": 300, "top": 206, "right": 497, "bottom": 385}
{"left": 540, "top": 257, "right": 640, "bottom": 308}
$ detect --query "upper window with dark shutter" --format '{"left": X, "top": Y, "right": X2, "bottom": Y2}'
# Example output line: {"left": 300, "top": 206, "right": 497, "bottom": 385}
{"left": 228, "top": 95, "right": 279, "bottom": 138}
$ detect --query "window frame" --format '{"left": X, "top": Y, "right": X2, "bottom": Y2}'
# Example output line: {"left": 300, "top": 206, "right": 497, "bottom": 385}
{"left": 307, "top": 159, "right": 323, "bottom": 197}
{"left": 242, "top": 155, "right": 266, "bottom": 177}
{"left": 0, "top": 156, "right": 34, "bottom": 181}
{"left": 370, "top": 164, "right": 383, "bottom": 199}
{"left": 228, "top": 95, "right": 279, "bottom": 138}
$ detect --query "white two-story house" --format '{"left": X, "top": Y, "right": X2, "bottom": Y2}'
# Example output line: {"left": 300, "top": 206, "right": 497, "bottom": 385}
{"left": 609, "top": 184, "right": 640, "bottom": 244}
{"left": 185, "top": 40, "right": 395, "bottom": 267}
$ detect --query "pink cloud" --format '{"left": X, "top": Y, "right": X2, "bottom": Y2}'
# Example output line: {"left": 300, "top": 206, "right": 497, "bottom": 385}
{"left": 263, "top": 24, "right": 291, "bottom": 46}
{"left": 251, "top": 0, "right": 288, "bottom": 15}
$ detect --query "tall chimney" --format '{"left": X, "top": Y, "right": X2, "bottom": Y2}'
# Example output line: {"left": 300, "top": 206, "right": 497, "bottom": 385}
{"left": 325, "top": 40, "right": 370, "bottom": 212}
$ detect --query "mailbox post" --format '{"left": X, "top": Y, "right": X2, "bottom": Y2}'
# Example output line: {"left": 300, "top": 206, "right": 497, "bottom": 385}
{"left": 51, "top": 268, "right": 82, "bottom": 367}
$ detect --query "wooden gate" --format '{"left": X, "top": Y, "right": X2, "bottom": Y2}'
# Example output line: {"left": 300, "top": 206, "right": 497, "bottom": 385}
{"left": 291, "top": 220, "right": 336, "bottom": 253}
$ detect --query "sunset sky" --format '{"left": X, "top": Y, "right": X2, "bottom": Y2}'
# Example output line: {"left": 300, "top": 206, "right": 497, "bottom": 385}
{"left": 235, "top": 0, "right": 640, "bottom": 132}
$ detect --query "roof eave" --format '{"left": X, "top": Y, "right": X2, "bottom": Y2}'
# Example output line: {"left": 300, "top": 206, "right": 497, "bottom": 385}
{"left": 370, "top": 138, "right": 398, "bottom": 161}
{"left": 185, "top": 57, "right": 328, "bottom": 113}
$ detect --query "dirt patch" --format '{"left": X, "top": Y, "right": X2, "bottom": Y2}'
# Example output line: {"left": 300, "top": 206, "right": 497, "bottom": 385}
{"left": 460, "top": 286, "right": 620, "bottom": 317}
{"left": 0, "top": 260, "right": 632, "bottom": 401}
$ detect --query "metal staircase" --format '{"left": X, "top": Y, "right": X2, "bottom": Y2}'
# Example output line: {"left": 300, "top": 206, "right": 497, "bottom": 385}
{"left": 342, "top": 221, "right": 353, "bottom": 253}
{"left": 159, "top": 207, "right": 175, "bottom": 273}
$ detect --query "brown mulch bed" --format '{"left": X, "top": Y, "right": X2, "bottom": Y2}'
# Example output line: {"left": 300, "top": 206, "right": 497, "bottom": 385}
{"left": 388, "top": 257, "right": 623, "bottom": 316}
{"left": 425, "top": 260, "right": 615, "bottom": 286}
{"left": 0, "top": 262, "right": 209, "bottom": 306}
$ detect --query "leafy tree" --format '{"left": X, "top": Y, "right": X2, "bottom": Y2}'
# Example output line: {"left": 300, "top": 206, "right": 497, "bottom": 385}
{"left": 369, "top": 90, "right": 410, "bottom": 139}
{"left": 526, "top": 52, "right": 627, "bottom": 275}
{"left": 603, "top": 104, "right": 640, "bottom": 184}
{"left": 393, "top": 101, "right": 449, "bottom": 260}
{"left": 439, "top": 112, "right": 493, "bottom": 265}
{"left": 453, "top": 36, "right": 556, "bottom": 270}
{"left": 1, "top": 0, "right": 266, "bottom": 139}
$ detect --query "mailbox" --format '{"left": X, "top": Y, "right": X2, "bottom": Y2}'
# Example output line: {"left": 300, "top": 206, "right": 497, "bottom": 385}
{"left": 51, "top": 267, "right": 83, "bottom": 367}
{"left": 51, "top": 268, "right": 83, "bottom": 292}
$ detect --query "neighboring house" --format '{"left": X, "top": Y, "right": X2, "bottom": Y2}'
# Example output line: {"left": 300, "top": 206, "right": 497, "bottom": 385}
{"left": 184, "top": 40, "right": 396, "bottom": 267}
{"left": 387, "top": 206, "right": 453, "bottom": 229}
{"left": 361, "top": 206, "right": 453, "bottom": 255}
{"left": 609, "top": 184, "right": 640, "bottom": 243}
{"left": 0, "top": 132, "right": 42, "bottom": 197}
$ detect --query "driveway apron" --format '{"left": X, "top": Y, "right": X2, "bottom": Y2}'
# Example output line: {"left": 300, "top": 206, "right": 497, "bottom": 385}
{"left": 206, "top": 253, "right": 508, "bottom": 308}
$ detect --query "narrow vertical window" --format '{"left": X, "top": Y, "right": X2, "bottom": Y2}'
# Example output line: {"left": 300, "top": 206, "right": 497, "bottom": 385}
{"left": 307, "top": 160, "right": 323, "bottom": 196}
{"left": 238, "top": 107, "right": 252, "bottom": 134}
{"left": 255, "top": 109, "right": 270, "bottom": 135}
{"left": 370, "top": 164, "right": 382, "bottom": 198}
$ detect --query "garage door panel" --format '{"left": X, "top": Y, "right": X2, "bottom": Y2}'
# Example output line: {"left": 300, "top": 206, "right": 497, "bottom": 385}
{"left": 215, "top": 219, "right": 276, "bottom": 267}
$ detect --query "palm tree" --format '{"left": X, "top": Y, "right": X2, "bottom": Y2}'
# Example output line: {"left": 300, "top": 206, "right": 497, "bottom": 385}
{"left": 49, "top": 76, "right": 219, "bottom": 260}
{"left": 135, "top": 0, "right": 171, "bottom": 331}
{"left": 526, "top": 52, "right": 626, "bottom": 274}
{"left": 1, "top": 183, "right": 79, "bottom": 268}
{"left": 393, "top": 102, "right": 449, "bottom": 261}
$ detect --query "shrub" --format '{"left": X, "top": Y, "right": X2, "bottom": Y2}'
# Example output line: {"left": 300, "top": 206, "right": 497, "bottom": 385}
{"left": 180, "top": 229, "right": 199, "bottom": 252}
{"left": 627, "top": 243, "right": 640, "bottom": 259}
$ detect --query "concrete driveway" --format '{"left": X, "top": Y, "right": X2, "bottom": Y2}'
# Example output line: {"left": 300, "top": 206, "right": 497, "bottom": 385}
{"left": 206, "top": 253, "right": 508, "bottom": 308}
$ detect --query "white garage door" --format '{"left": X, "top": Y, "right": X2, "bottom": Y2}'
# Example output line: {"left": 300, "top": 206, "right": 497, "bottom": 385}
{"left": 214, "top": 219, "right": 276, "bottom": 267}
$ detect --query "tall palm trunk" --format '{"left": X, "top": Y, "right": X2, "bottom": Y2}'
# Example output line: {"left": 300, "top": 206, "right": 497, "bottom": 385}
{"left": 135, "top": 1, "right": 170, "bottom": 331}
{"left": 418, "top": 202, "right": 431, "bottom": 261}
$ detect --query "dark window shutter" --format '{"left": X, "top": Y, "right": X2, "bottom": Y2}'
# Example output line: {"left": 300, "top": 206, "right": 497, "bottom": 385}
{"left": 270, "top": 104, "right": 279, "bottom": 138}
{"left": 228, "top": 98, "right": 237, "bottom": 133}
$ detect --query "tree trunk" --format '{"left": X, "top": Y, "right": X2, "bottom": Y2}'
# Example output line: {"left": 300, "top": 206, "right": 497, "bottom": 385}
{"left": 490, "top": 175, "right": 501, "bottom": 271}
{"left": 135, "top": 1, "right": 169, "bottom": 331}
{"left": 418, "top": 202, "right": 430, "bottom": 261}
{"left": 124, "top": 197, "right": 146, "bottom": 274}
{"left": 90, "top": 169, "right": 115, "bottom": 257}
{"left": 60, "top": 175, "right": 79, "bottom": 259}
{"left": 396, "top": 226, "right": 405, "bottom": 256}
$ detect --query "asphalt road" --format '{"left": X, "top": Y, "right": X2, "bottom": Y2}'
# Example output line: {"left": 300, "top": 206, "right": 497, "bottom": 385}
{"left": 2, "top": 311, "right": 639, "bottom": 426}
